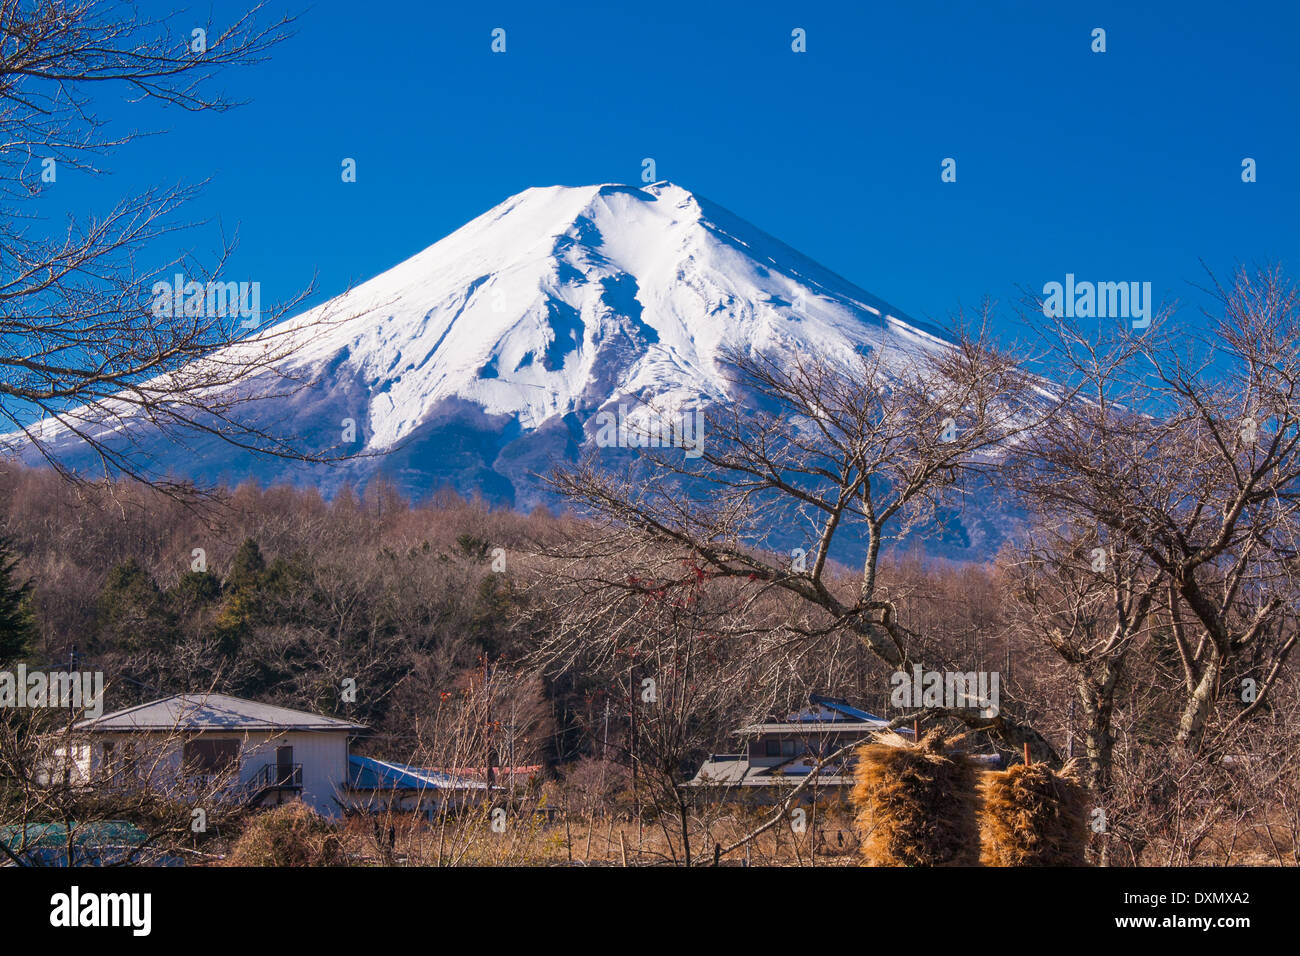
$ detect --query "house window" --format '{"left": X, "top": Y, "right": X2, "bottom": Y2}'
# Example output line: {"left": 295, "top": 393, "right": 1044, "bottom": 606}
{"left": 101, "top": 741, "right": 138, "bottom": 778}
{"left": 121, "top": 742, "right": 137, "bottom": 776}
{"left": 182, "top": 739, "right": 240, "bottom": 776}
{"left": 764, "top": 738, "right": 781, "bottom": 757}
{"left": 781, "top": 738, "right": 798, "bottom": 757}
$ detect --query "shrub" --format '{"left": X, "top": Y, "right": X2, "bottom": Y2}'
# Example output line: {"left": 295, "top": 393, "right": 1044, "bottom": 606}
{"left": 225, "top": 802, "right": 346, "bottom": 867}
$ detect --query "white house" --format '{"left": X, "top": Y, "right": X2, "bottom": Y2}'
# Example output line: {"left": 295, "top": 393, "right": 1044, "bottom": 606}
{"left": 64, "top": 694, "right": 366, "bottom": 817}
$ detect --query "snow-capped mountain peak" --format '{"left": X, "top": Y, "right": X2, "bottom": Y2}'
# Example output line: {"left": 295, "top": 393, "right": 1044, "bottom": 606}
{"left": 264, "top": 181, "right": 941, "bottom": 453}
{"left": 15, "top": 182, "right": 1011, "bottom": 555}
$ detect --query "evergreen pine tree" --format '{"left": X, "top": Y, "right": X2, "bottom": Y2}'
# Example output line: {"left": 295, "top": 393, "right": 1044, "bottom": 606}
{"left": 225, "top": 538, "right": 266, "bottom": 592}
{"left": 97, "top": 559, "right": 173, "bottom": 652}
{"left": 0, "top": 533, "right": 36, "bottom": 663}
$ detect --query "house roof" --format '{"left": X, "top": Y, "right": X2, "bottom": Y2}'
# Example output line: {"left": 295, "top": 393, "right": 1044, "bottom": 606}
{"left": 73, "top": 694, "right": 367, "bottom": 733}
{"left": 737, "top": 721, "right": 888, "bottom": 734}
{"left": 348, "top": 755, "right": 488, "bottom": 792}
{"left": 735, "top": 694, "right": 904, "bottom": 735}
{"left": 684, "top": 756, "right": 857, "bottom": 788}
{"left": 684, "top": 750, "right": 1003, "bottom": 788}
{"left": 804, "top": 694, "right": 886, "bottom": 722}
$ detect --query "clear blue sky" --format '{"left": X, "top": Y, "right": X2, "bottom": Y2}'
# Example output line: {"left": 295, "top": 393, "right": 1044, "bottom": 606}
{"left": 48, "top": 0, "right": 1300, "bottom": 340}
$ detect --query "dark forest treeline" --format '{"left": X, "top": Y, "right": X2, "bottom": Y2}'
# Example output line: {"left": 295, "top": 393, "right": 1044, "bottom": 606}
{"left": 0, "top": 464, "right": 1001, "bottom": 766}
{"left": 0, "top": 467, "right": 564, "bottom": 753}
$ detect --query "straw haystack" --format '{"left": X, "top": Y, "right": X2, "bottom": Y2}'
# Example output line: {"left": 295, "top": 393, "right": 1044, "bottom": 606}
{"left": 851, "top": 729, "right": 980, "bottom": 867}
{"left": 979, "top": 759, "right": 1089, "bottom": 866}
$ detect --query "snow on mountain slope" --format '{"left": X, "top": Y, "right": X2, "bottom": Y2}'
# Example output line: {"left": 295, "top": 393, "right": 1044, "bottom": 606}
{"left": 10, "top": 182, "right": 1019, "bottom": 557}
{"left": 241, "top": 181, "right": 947, "bottom": 450}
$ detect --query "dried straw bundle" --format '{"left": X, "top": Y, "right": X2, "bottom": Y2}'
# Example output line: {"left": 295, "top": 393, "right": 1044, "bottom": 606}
{"left": 851, "top": 729, "right": 980, "bottom": 867}
{"left": 979, "top": 759, "right": 1089, "bottom": 866}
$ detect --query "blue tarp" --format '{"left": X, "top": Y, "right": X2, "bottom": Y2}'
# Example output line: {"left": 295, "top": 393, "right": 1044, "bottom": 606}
{"left": 348, "top": 755, "right": 486, "bottom": 792}
{"left": 0, "top": 821, "right": 180, "bottom": 866}
{"left": 804, "top": 694, "right": 891, "bottom": 724}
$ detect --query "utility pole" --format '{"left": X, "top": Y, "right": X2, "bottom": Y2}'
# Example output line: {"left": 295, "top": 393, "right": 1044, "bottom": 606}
{"left": 603, "top": 699, "right": 610, "bottom": 759}
{"left": 1067, "top": 699, "right": 1076, "bottom": 759}
{"left": 64, "top": 644, "right": 80, "bottom": 786}
{"left": 483, "top": 658, "right": 496, "bottom": 789}
{"left": 629, "top": 670, "right": 639, "bottom": 817}
{"left": 506, "top": 703, "right": 517, "bottom": 804}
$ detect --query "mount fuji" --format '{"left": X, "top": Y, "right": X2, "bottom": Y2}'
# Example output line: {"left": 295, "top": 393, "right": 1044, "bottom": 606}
{"left": 13, "top": 182, "right": 1019, "bottom": 559}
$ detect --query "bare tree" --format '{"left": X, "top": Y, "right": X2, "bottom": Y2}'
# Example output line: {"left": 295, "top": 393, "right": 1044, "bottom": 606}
{"left": 1000, "top": 316, "right": 1168, "bottom": 796}
{"left": 0, "top": 0, "right": 361, "bottom": 494}
{"left": 1013, "top": 266, "right": 1300, "bottom": 754}
{"left": 542, "top": 318, "right": 1066, "bottom": 760}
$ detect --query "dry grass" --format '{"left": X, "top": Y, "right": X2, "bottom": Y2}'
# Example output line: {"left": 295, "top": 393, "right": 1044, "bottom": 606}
{"left": 979, "top": 760, "right": 1089, "bottom": 866}
{"left": 327, "top": 803, "right": 860, "bottom": 866}
{"left": 851, "top": 730, "right": 980, "bottom": 867}
{"left": 225, "top": 801, "right": 347, "bottom": 867}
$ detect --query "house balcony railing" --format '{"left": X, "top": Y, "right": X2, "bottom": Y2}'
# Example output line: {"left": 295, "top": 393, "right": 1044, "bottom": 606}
{"left": 248, "top": 763, "right": 303, "bottom": 791}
